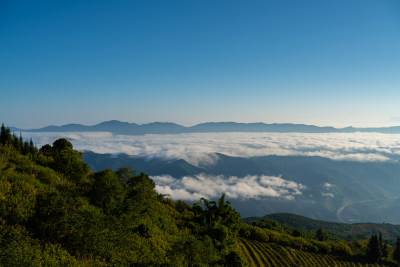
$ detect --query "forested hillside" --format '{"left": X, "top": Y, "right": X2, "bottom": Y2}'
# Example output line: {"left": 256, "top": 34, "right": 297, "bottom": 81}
{"left": 1, "top": 124, "right": 400, "bottom": 266}
{"left": 0, "top": 124, "right": 243, "bottom": 265}
{"left": 245, "top": 213, "right": 400, "bottom": 243}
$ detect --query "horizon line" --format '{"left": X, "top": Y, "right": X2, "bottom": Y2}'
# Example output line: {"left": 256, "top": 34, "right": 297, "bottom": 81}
{"left": 6, "top": 120, "right": 400, "bottom": 131}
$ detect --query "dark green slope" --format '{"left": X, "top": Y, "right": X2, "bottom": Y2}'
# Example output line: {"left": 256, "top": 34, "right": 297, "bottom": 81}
{"left": 245, "top": 213, "right": 400, "bottom": 243}
{"left": 0, "top": 125, "right": 243, "bottom": 266}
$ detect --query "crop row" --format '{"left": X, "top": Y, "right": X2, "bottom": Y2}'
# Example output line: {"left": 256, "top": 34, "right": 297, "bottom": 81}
{"left": 238, "top": 237, "right": 384, "bottom": 267}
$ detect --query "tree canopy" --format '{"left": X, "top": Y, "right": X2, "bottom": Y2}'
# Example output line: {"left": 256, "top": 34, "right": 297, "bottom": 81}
{"left": 0, "top": 127, "right": 244, "bottom": 265}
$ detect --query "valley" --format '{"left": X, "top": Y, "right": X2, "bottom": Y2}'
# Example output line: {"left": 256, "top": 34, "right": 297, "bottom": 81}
{"left": 83, "top": 151, "right": 400, "bottom": 223}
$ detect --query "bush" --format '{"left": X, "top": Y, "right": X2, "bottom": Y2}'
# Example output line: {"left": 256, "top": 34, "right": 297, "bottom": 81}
{"left": 330, "top": 241, "right": 352, "bottom": 256}
{"left": 225, "top": 251, "right": 244, "bottom": 266}
{"left": 0, "top": 172, "right": 37, "bottom": 224}
{"left": 311, "top": 240, "right": 331, "bottom": 254}
{"left": 0, "top": 225, "right": 86, "bottom": 266}
{"left": 239, "top": 224, "right": 269, "bottom": 243}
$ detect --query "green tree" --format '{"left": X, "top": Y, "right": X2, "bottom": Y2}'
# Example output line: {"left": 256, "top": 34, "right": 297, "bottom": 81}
{"left": 29, "top": 192, "right": 72, "bottom": 242}
{"left": 393, "top": 236, "right": 400, "bottom": 266}
{"left": 379, "top": 232, "right": 383, "bottom": 263}
{"left": 90, "top": 169, "right": 126, "bottom": 214}
{"left": 292, "top": 229, "right": 302, "bottom": 237}
{"left": 12, "top": 133, "right": 20, "bottom": 151}
{"left": 257, "top": 219, "right": 282, "bottom": 232}
{"left": 39, "top": 144, "right": 52, "bottom": 154}
{"left": 382, "top": 243, "right": 388, "bottom": 261}
{"left": 52, "top": 138, "right": 73, "bottom": 150}
{"left": 0, "top": 124, "right": 11, "bottom": 145}
{"left": 129, "top": 172, "right": 156, "bottom": 201}
{"left": 115, "top": 166, "right": 136, "bottom": 187}
{"left": 18, "top": 134, "right": 24, "bottom": 152}
{"left": 367, "top": 235, "right": 380, "bottom": 263}
{"left": 40, "top": 138, "right": 89, "bottom": 183}
{"left": 195, "top": 194, "right": 241, "bottom": 250}
{"left": 0, "top": 124, "right": 6, "bottom": 144}
{"left": 225, "top": 251, "right": 244, "bottom": 267}
{"left": 316, "top": 228, "right": 325, "bottom": 241}
{"left": 29, "top": 139, "right": 37, "bottom": 154}
{"left": 0, "top": 125, "right": 36, "bottom": 155}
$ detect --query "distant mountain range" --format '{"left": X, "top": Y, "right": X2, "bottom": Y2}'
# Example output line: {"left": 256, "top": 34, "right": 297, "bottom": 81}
{"left": 10, "top": 120, "right": 400, "bottom": 134}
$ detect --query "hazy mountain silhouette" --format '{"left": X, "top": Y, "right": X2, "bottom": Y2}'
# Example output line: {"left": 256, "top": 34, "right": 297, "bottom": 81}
{"left": 11, "top": 120, "right": 400, "bottom": 134}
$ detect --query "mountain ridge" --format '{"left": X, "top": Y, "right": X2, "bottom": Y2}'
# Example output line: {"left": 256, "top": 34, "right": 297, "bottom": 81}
{"left": 10, "top": 120, "right": 400, "bottom": 134}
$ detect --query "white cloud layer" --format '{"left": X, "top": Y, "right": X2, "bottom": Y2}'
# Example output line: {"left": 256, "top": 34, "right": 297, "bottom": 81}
{"left": 322, "top": 183, "right": 332, "bottom": 189}
{"left": 22, "top": 131, "right": 400, "bottom": 166}
{"left": 321, "top": 192, "right": 334, "bottom": 198}
{"left": 152, "top": 173, "right": 305, "bottom": 201}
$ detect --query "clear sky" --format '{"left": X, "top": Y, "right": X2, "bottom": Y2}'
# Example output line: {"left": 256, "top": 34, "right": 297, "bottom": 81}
{"left": 1, "top": 0, "right": 399, "bottom": 128}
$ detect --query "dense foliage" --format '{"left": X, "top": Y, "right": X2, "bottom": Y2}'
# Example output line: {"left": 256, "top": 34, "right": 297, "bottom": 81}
{"left": 0, "top": 125, "right": 243, "bottom": 265}
{"left": 239, "top": 237, "right": 391, "bottom": 267}
{"left": 247, "top": 212, "right": 400, "bottom": 243}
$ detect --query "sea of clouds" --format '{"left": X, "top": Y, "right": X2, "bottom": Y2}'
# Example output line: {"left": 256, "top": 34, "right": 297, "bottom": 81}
{"left": 21, "top": 131, "right": 400, "bottom": 200}
{"left": 22, "top": 131, "right": 400, "bottom": 165}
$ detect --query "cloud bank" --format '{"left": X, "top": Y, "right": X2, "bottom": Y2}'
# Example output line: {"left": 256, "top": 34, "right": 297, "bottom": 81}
{"left": 21, "top": 131, "right": 400, "bottom": 201}
{"left": 22, "top": 131, "right": 400, "bottom": 166}
{"left": 152, "top": 173, "right": 305, "bottom": 201}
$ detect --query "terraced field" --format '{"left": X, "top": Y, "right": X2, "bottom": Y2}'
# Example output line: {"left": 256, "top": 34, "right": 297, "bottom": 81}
{"left": 238, "top": 237, "right": 387, "bottom": 267}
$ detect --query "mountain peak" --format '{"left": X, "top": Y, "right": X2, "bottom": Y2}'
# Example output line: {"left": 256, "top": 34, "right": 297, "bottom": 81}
{"left": 96, "top": 120, "right": 132, "bottom": 126}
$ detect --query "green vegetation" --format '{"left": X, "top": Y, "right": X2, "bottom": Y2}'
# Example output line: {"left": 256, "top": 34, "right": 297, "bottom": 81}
{"left": 0, "top": 124, "right": 243, "bottom": 265}
{"left": 1, "top": 124, "right": 400, "bottom": 266}
{"left": 247, "top": 212, "right": 400, "bottom": 243}
{"left": 239, "top": 220, "right": 399, "bottom": 266}
{"left": 239, "top": 237, "right": 383, "bottom": 267}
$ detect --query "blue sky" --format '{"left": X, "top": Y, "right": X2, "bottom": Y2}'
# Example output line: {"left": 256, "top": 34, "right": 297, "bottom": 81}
{"left": 1, "top": 0, "right": 399, "bottom": 128}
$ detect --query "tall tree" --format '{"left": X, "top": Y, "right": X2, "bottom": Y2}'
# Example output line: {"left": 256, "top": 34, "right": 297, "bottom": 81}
{"left": 393, "top": 236, "right": 400, "bottom": 266}
{"left": 41, "top": 138, "right": 90, "bottom": 183}
{"left": 0, "top": 123, "right": 12, "bottom": 145}
{"left": 0, "top": 123, "right": 7, "bottom": 144}
{"left": 90, "top": 169, "right": 126, "bottom": 214}
{"left": 379, "top": 232, "right": 383, "bottom": 263}
{"left": 316, "top": 228, "right": 325, "bottom": 241}
{"left": 382, "top": 243, "right": 388, "bottom": 262}
{"left": 367, "top": 235, "right": 381, "bottom": 263}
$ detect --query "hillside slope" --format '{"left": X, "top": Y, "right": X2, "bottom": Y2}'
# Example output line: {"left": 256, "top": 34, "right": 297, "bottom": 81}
{"left": 239, "top": 237, "right": 386, "bottom": 267}
{"left": 245, "top": 213, "right": 400, "bottom": 243}
{"left": 0, "top": 125, "right": 243, "bottom": 266}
